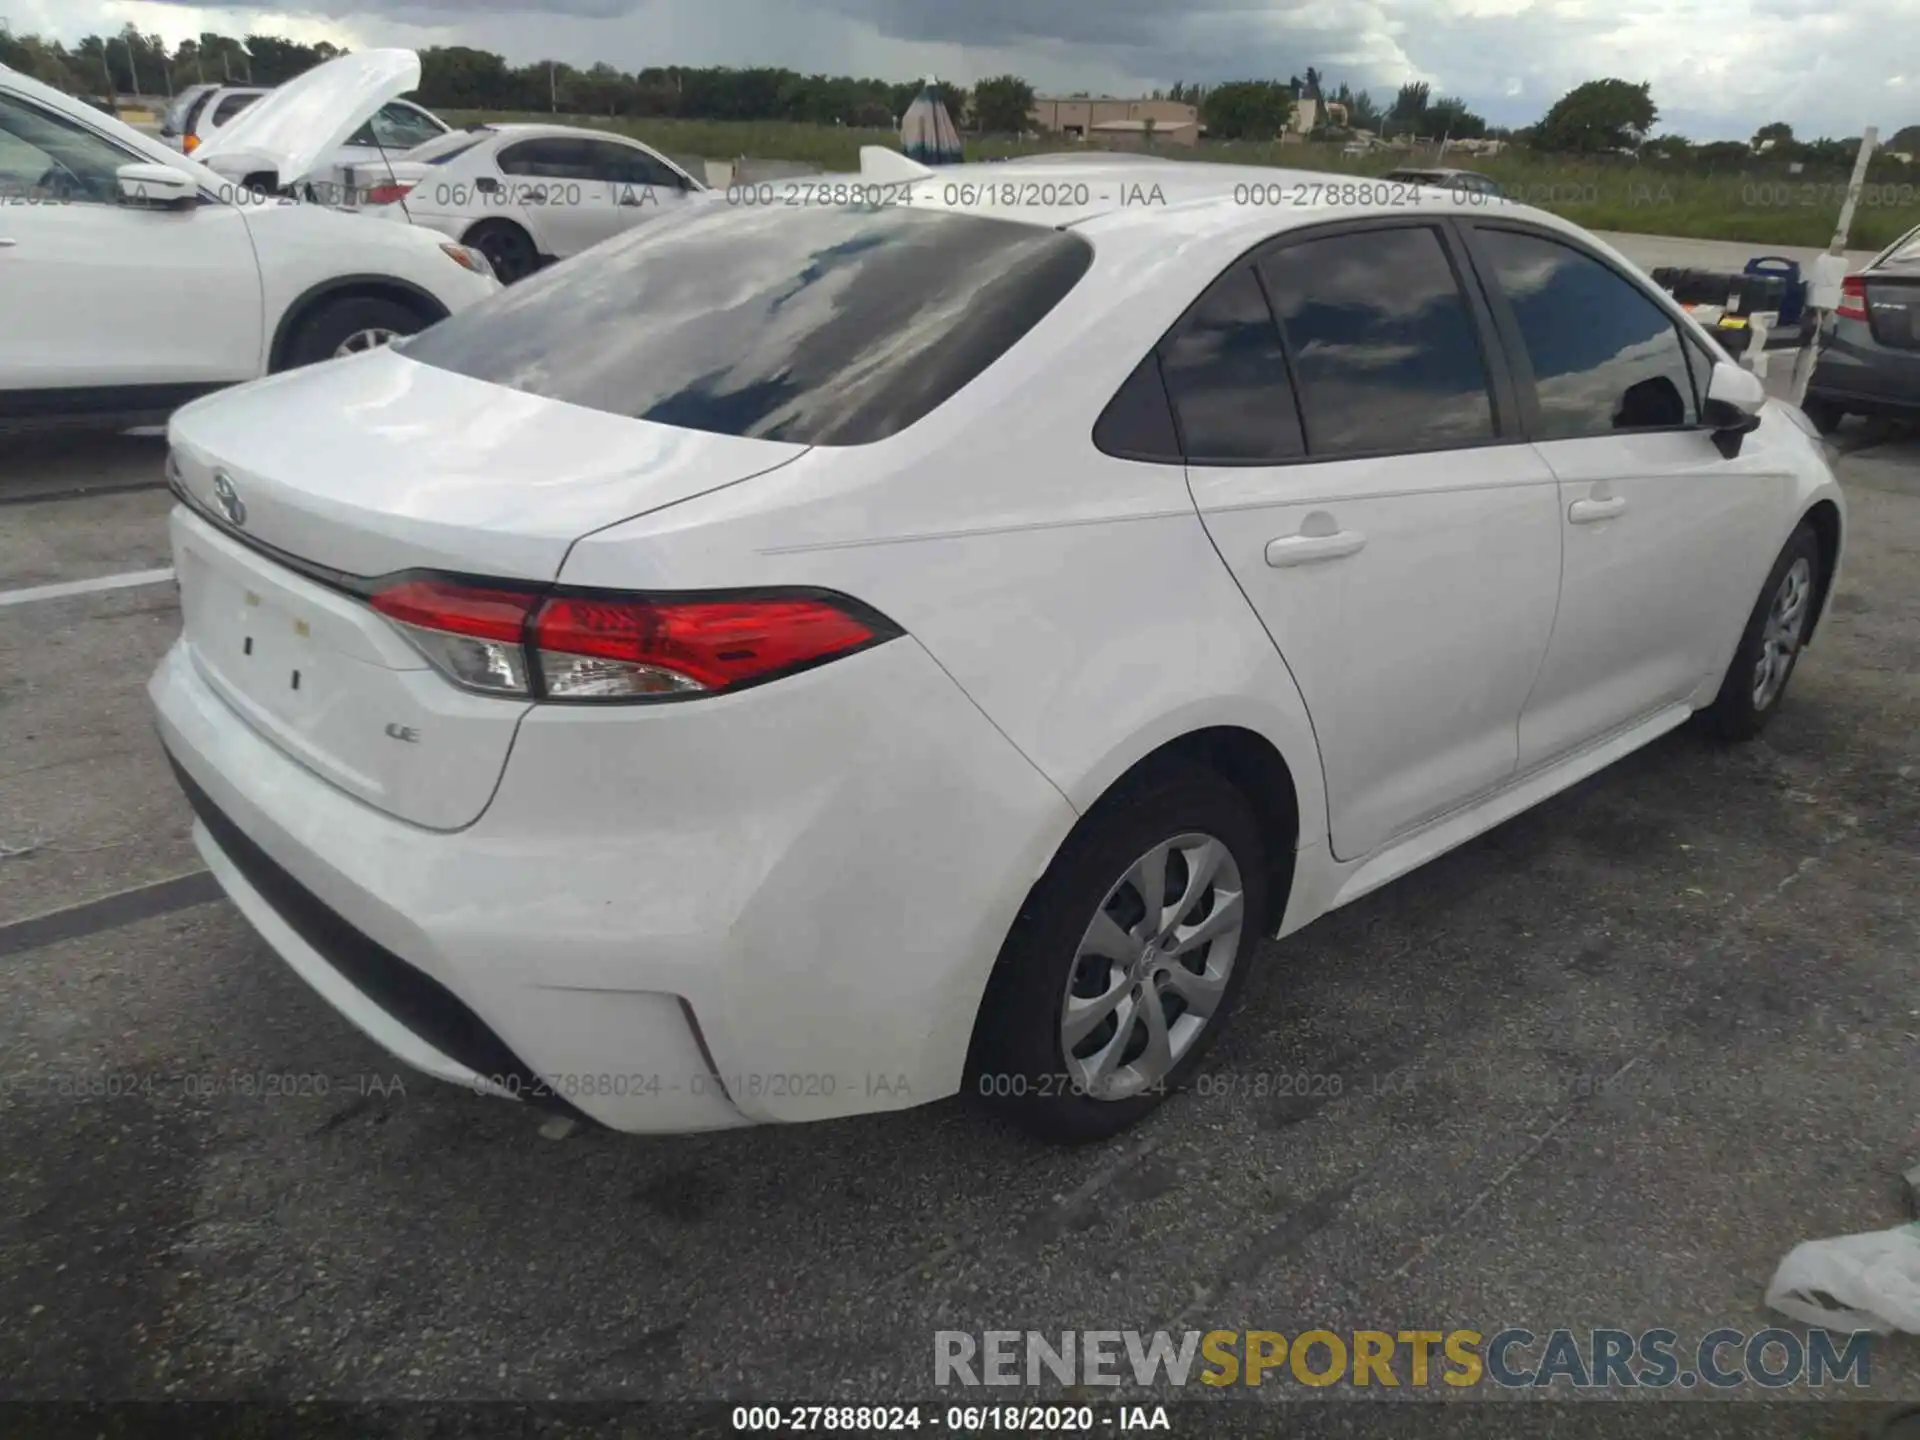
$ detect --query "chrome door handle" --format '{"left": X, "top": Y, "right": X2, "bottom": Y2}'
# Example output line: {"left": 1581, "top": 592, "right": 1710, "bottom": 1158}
{"left": 1569, "top": 496, "right": 1627, "bottom": 524}
{"left": 0, "top": 239, "right": 17, "bottom": 249}
{"left": 1265, "top": 530, "right": 1366, "bottom": 567}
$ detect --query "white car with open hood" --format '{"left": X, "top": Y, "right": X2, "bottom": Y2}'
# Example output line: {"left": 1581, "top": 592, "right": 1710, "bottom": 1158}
{"left": 150, "top": 157, "right": 1845, "bottom": 1143}
{"left": 0, "top": 54, "right": 497, "bottom": 433}
{"left": 189, "top": 51, "right": 450, "bottom": 202}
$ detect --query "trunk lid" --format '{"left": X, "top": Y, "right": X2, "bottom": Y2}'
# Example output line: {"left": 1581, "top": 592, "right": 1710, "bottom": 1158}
{"left": 1864, "top": 271, "right": 1920, "bottom": 351}
{"left": 166, "top": 352, "right": 808, "bottom": 829}
{"left": 337, "top": 158, "right": 430, "bottom": 209}
{"left": 166, "top": 348, "right": 809, "bottom": 580}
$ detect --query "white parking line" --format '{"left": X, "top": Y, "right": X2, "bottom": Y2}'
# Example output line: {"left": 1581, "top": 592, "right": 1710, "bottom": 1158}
{"left": 0, "top": 567, "right": 175, "bottom": 609}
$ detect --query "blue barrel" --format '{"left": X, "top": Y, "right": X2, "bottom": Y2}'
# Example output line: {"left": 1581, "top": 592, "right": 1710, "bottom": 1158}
{"left": 1744, "top": 256, "right": 1805, "bottom": 328}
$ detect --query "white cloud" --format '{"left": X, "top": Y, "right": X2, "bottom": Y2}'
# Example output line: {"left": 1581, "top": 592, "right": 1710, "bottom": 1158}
{"left": 23, "top": 0, "right": 1920, "bottom": 140}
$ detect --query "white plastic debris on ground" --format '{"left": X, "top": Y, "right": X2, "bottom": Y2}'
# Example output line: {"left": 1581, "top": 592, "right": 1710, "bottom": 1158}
{"left": 1765, "top": 1221, "right": 1920, "bottom": 1334}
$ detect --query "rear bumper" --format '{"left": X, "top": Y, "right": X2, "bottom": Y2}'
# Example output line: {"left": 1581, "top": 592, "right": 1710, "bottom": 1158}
{"left": 1807, "top": 332, "right": 1920, "bottom": 414}
{"left": 150, "top": 626, "right": 1074, "bottom": 1132}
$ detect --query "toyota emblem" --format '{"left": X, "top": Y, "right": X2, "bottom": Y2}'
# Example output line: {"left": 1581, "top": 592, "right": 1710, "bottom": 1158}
{"left": 211, "top": 471, "right": 246, "bottom": 528}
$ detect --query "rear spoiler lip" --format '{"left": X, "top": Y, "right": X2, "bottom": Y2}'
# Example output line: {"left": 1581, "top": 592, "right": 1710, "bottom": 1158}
{"left": 859, "top": 146, "right": 935, "bottom": 183}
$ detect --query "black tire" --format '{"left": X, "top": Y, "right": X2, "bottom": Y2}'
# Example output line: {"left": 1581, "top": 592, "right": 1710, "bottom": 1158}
{"left": 1698, "top": 523, "right": 1823, "bottom": 742}
{"left": 465, "top": 220, "right": 541, "bottom": 284}
{"left": 967, "top": 760, "right": 1269, "bottom": 1144}
{"left": 1801, "top": 396, "right": 1845, "bottom": 435}
{"left": 279, "top": 296, "right": 426, "bottom": 371}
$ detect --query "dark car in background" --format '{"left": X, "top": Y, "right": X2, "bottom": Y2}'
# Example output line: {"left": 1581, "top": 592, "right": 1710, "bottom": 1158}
{"left": 1383, "top": 167, "right": 1504, "bottom": 199}
{"left": 1803, "top": 222, "right": 1920, "bottom": 433}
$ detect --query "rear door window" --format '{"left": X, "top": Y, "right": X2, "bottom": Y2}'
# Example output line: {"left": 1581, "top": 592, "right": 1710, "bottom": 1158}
{"left": 1257, "top": 224, "right": 1498, "bottom": 456}
{"left": 401, "top": 205, "right": 1093, "bottom": 445}
{"left": 211, "top": 92, "right": 260, "bottom": 126}
{"left": 497, "top": 139, "right": 588, "bottom": 179}
{"left": 1472, "top": 225, "right": 1700, "bottom": 437}
{"left": 1157, "top": 264, "right": 1304, "bottom": 463}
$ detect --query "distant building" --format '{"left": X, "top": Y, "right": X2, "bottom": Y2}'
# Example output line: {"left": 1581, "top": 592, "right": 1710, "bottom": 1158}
{"left": 1030, "top": 97, "right": 1201, "bottom": 147}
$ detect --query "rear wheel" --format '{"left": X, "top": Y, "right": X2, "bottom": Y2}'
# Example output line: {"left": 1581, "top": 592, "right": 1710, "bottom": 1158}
{"left": 1699, "top": 523, "right": 1823, "bottom": 741}
{"left": 280, "top": 295, "right": 426, "bottom": 371}
{"left": 465, "top": 220, "right": 541, "bottom": 284}
{"left": 968, "top": 761, "right": 1268, "bottom": 1143}
{"left": 1801, "top": 397, "right": 1846, "bottom": 435}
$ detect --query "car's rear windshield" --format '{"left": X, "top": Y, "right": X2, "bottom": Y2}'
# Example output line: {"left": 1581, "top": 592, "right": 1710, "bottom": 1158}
{"left": 1878, "top": 223, "right": 1920, "bottom": 267}
{"left": 400, "top": 204, "right": 1094, "bottom": 445}
{"left": 421, "top": 134, "right": 488, "bottom": 165}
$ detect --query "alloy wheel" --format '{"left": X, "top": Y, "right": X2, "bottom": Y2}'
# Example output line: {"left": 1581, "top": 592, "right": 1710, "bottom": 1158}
{"left": 334, "top": 327, "right": 401, "bottom": 357}
{"left": 1752, "top": 556, "right": 1813, "bottom": 709}
{"left": 1060, "top": 832, "right": 1246, "bottom": 1101}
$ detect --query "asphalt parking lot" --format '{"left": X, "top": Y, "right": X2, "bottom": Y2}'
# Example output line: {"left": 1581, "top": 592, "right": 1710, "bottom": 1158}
{"left": 2, "top": 415, "right": 1917, "bottom": 1430}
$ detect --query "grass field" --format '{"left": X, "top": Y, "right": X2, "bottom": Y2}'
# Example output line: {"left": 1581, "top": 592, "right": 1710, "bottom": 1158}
{"left": 443, "top": 110, "right": 1920, "bottom": 250}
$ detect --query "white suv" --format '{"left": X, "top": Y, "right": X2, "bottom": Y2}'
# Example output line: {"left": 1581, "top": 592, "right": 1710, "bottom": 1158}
{"left": 0, "top": 57, "right": 497, "bottom": 433}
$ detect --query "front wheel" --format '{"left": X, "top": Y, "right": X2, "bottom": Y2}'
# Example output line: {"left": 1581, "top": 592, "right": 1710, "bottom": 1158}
{"left": 968, "top": 761, "right": 1268, "bottom": 1143}
{"left": 1698, "top": 523, "right": 1823, "bottom": 741}
{"left": 280, "top": 296, "right": 424, "bottom": 370}
{"left": 464, "top": 221, "right": 541, "bottom": 284}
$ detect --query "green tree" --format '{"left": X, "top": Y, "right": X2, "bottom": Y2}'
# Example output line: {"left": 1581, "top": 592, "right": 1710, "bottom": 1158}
{"left": 1201, "top": 80, "right": 1293, "bottom": 141}
{"left": 1533, "top": 78, "right": 1657, "bottom": 153}
{"left": 1640, "top": 133, "right": 1692, "bottom": 162}
{"left": 1428, "top": 94, "right": 1487, "bottom": 140}
{"left": 1693, "top": 140, "right": 1752, "bottom": 169}
{"left": 1346, "top": 88, "right": 1381, "bottom": 129}
{"left": 1751, "top": 120, "right": 1794, "bottom": 150}
{"left": 1887, "top": 125, "right": 1920, "bottom": 153}
{"left": 972, "top": 74, "right": 1035, "bottom": 133}
{"left": 1389, "top": 81, "right": 1430, "bottom": 127}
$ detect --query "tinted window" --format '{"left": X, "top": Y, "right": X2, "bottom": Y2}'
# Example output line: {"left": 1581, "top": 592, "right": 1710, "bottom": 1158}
{"left": 1477, "top": 227, "right": 1698, "bottom": 438}
{"left": 402, "top": 206, "right": 1093, "bottom": 445}
{"left": 0, "top": 92, "right": 131, "bottom": 203}
{"left": 349, "top": 101, "right": 445, "bottom": 152}
{"left": 182, "top": 89, "right": 219, "bottom": 134}
{"left": 497, "top": 139, "right": 583, "bottom": 178}
{"left": 212, "top": 92, "right": 260, "bottom": 126}
{"left": 1259, "top": 226, "right": 1495, "bottom": 456}
{"left": 593, "top": 142, "right": 684, "bottom": 189}
{"left": 1093, "top": 354, "right": 1181, "bottom": 462}
{"left": 1158, "top": 264, "right": 1304, "bottom": 463}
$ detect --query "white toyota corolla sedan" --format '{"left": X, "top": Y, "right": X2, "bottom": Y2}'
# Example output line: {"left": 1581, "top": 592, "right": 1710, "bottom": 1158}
{"left": 151, "top": 160, "right": 1845, "bottom": 1142}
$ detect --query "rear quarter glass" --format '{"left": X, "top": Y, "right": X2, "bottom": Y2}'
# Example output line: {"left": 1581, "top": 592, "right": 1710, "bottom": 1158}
{"left": 398, "top": 205, "right": 1094, "bottom": 445}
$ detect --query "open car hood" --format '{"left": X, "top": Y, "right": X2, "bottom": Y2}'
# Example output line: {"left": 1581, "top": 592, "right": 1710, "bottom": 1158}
{"left": 194, "top": 49, "right": 418, "bottom": 184}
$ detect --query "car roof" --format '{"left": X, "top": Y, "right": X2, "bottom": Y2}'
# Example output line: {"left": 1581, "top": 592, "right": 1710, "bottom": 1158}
{"left": 898, "top": 156, "right": 1532, "bottom": 237}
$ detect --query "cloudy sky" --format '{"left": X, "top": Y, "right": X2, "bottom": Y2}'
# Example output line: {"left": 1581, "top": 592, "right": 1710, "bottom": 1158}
{"left": 17, "top": 0, "right": 1916, "bottom": 141}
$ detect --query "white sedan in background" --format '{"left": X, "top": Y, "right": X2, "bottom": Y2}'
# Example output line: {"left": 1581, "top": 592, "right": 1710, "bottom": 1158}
{"left": 0, "top": 57, "right": 495, "bottom": 432}
{"left": 342, "top": 122, "right": 713, "bottom": 282}
{"left": 152, "top": 156, "right": 1844, "bottom": 1143}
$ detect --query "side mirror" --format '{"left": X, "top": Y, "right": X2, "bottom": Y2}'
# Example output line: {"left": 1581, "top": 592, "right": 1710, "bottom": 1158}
{"left": 116, "top": 162, "right": 196, "bottom": 210}
{"left": 1702, "top": 360, "right": 1765, "bottom": 459}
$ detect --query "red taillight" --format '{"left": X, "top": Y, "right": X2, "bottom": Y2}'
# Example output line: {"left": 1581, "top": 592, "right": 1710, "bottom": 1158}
{"left": 370, "top": 578, "right": 538, "bottom": 696}
{"left": 367, "top": 577, "right": 892, "bottom": 702}
{"left": 364, "top": 182, "right": 414, "bottom": 206}
{"left": 532, "top": 594, "right": 883, "bottom": 699}
{"left": 1837, "top": 275, "right": 1868, "bottom": 321}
